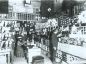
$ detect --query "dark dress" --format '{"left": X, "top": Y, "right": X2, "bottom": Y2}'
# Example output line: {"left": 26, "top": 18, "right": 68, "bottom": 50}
{"left": 16, "top": 41, "right": 24, "bottom": 57}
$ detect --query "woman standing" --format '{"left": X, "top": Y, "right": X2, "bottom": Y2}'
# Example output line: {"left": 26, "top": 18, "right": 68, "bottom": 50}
{"left": 16, "top": 38, "right": 24, "bottom": 57}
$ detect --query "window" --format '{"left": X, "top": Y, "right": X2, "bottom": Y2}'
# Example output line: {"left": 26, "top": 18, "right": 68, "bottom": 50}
{"left": 0, "top": 0, "right": 8, "bottom": 14}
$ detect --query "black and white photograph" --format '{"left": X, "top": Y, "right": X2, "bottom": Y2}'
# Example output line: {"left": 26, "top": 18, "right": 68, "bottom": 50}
{"left": 0, "top": 0, "right": 86, "bottom": 64}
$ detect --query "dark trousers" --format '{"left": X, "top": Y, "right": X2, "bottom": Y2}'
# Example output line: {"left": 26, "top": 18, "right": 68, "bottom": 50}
{"left": 14, "top": 41, "right": 18, "bottom": 56}
{"left": 24, "top": 50, "right": 28, "bottom": 63}
{"left": 21, "top": 45, "right": 28, "bottom": 63}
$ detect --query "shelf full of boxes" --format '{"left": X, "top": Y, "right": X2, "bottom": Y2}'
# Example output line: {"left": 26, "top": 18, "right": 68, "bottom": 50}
{"left": 0, "top": 5, "right": 19, "bottom": 64}
{"left": 0, "top": 7, "right": 39, "bottom": 64}
{"left": 0, "top": 5, "right": 40, "bottom": 64}
{"left": 34, "top": 22, "right": 50, "bottom": 56}
{"left": 0, "top": 21, "right": 16, "bottom": 64}
{"left": 35, "top": 18, "right": 58, "bottom": 57}
{"left": 56, "top": 10, "right": 86, "bottom": 64}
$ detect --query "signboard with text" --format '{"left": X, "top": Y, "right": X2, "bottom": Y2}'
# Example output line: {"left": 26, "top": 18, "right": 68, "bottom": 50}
{"left": 13, "top": 5, "right": 33, "bottom": 13}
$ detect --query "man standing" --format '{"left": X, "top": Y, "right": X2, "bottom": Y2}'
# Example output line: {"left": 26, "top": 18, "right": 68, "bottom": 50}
{"left": 21, "top": 42, "right": 28, "bottom": 63}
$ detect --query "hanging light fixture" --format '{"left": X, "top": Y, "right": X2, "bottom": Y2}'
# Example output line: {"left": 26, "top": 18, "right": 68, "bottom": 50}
{"left": 26, "top": 0, "right": 31, "bottom": 4}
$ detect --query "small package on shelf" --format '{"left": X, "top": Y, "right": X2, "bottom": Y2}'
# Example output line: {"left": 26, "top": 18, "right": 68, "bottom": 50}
{"left": 83, "top": 41, "right": 86, "bottom": 47}
{"left": 57, "top": 50, "right": 62, "bottom": 60}
{"left": 45, "top": 46, "right": 47, "bottom": 51}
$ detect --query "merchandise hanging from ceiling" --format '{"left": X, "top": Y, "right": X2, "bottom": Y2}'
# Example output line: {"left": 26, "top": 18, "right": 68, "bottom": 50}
{"left": 40, "top": 0, "right": 54, "bottom": 18}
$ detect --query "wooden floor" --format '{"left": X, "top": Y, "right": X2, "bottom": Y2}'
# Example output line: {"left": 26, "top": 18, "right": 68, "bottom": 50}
{"left": 13, "top": 57, "right": 27, "bottom": 64}
{"left": 13, "top": 55, "right": 53, "bottom": 64}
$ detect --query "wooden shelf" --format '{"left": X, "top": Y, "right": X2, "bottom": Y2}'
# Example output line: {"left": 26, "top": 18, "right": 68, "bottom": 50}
{"left": 58, "top": 43, "right": 86, "bottom": 59}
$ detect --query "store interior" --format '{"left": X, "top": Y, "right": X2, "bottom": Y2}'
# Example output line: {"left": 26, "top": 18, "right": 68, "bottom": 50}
{"left": 0, "top": 0, "right": 86, "bottom": 64}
